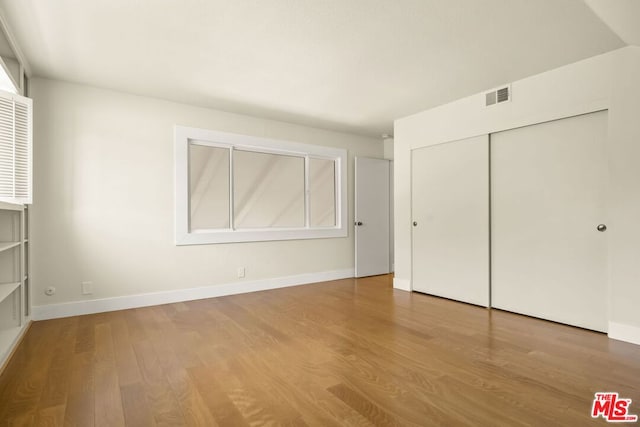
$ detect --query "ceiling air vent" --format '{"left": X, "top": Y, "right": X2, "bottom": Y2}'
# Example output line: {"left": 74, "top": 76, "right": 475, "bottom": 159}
{"left": 485, "top": 85, "right": 511, "bottom": 106}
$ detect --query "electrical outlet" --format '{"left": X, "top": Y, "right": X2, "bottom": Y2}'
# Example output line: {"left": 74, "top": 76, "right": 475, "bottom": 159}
{"left": 45, "top": 286, "right": 56, "bottom": 296}
{"left": 81, "top": 281, "right": 93, "bottom": 295}
{"left": 237, "top": 267, "right": 245, "bottom": 278}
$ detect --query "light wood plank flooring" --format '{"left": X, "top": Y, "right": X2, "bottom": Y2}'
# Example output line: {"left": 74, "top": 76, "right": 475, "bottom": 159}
{"left": 1, "top": 274, "right": 639, "bottom": 426}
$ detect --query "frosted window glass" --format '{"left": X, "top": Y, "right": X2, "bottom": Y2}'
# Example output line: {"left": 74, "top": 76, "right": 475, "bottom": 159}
{"left": 234, "top": 150, "right": 304, "bottom": 228}
{"left": 189, "top": 144, "right": 229, "bottom": 230}
{"left": 309, "top": 158, "right": 336, "bottom": 227}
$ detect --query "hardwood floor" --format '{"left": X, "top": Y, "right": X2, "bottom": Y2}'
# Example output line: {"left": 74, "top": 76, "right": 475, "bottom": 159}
{"left": 1, "top": 274, "right": 639, "bottom": 426}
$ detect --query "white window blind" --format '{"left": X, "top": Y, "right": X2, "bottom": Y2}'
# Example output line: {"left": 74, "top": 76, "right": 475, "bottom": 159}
{"left": 0, "top": 90, "right": 32, "bottom": 204}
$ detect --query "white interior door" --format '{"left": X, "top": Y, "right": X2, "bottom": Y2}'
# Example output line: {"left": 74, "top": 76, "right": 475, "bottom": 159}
{"left": 491, "top": 111, "right": 608, "bottom": 332}
{"left": 389, "top": 161, "right": 394, "bottom": 272}
{"left": 355, "top": 157, "right": 390, "bottom": 277}
{"left": 411, "top": 135, "right": 489, "bottom": 306}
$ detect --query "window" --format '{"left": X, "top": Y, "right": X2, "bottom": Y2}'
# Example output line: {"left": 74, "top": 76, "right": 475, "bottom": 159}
{"left": 189, "top": 144, "right": 230, "bottom": 230}
{"left": 0, "top": 66, "right": 17, "bottom": 94}
{"left": 175, "top": 126, "right": 347, "bottom": 244}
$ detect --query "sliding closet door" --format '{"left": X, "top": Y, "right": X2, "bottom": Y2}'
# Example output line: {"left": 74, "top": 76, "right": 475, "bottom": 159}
{"left": 412, "top": 135, "right": 489, "bottom": 306}
{"left": 491, "top": 111, "right": 608, "bottom": 332}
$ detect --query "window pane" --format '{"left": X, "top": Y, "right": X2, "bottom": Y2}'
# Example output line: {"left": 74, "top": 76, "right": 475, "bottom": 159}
{"left": 234, "top": 150, "right": 304, "bottom": 228}
{"left": 189, "top": 144, "right": 229, "bottom": 230}
{"left": 309, "top": 158, "right": 336, "bottom": 227}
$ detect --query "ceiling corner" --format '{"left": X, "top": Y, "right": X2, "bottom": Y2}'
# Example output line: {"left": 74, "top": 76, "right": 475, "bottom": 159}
{"left": 0, "top": 5, "right": 32, "bottom": 77}
{"left": 584, "top": 0, "right": 640, "bottom": 47}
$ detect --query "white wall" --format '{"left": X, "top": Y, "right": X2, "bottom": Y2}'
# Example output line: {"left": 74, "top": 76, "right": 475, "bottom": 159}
{"left": 383, "top": 137, "right": 394, "bottom": 160}
{"left": 608, "top": 47, "right": 640, "bottom": 338}
{"left": 394, "top": 47, "right": 640, "bottom": 344}
{"left": 30, "top": 78, "right": 381, "bottom": 313}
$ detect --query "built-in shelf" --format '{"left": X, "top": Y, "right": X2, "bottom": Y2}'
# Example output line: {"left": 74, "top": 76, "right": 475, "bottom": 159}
{"left": 0, "top": 201, "right": 23, "bottom": 211}
{"left": 0, "top": 88, "right": 32, "bottom": 371}
{"left": 0, "top": 326, "right": 22, "bottom": 362}
{"left": 0, "top": 241, "right": 20, "bottom": 253}
{"left": 0, "top": 282, "right": 20, "bottom": 304}
{"left": 0, "top": 201, "right": 29, "bottom": 372}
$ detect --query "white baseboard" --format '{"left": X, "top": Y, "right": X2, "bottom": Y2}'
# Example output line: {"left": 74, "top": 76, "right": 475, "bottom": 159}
{"left": 608, "top": 322, "right": 640, "bottom": 346}
{"left": 393, "top": 277, "right": 411, "bottom": 292}
{"left": 32, "top": 268, "right": 354, "bottom": 321}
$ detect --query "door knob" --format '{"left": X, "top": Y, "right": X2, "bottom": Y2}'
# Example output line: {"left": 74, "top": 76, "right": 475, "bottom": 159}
{"left": 597, "top": 224, "right": 607, "bottom": 232}
{"left": 413, "top": 221, "right": 418, "bottom": 227}
{"left": 355, "top": 221, "right": 363, "bottom": 226}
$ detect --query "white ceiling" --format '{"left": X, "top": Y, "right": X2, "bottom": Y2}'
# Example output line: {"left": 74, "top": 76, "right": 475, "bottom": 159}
{"left": 0, "top": 0, "right": 627, "bottom": 137}
{"left": 585, "top": 0, "right": 640, "bottom": 46}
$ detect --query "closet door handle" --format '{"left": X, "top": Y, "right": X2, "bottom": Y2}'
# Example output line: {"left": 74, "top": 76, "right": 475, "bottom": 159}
{"left": 413, "top": 221, "right": 418, "bottom": 227}
{"left": 596, "top": 224, "right": 607, "bottom": 232}
{"left": 355, "top": 221, "right": 363, "bottom": 226}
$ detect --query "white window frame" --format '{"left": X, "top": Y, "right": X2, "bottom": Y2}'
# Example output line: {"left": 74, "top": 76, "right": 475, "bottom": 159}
{"left": 175, "top": 125, "right": 348, "bottom": 245}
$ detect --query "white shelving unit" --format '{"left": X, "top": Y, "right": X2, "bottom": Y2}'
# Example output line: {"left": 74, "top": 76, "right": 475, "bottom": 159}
{"left": 0, "top": 200, "right": 30, "bottom": 369}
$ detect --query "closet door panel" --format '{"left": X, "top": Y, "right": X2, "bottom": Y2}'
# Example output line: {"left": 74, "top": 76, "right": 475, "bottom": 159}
{"left": 491, "top": 111, "right": 608, "bottom": 332}
{"left": 412, "top": 135, "right": 489, "bottom": 306}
